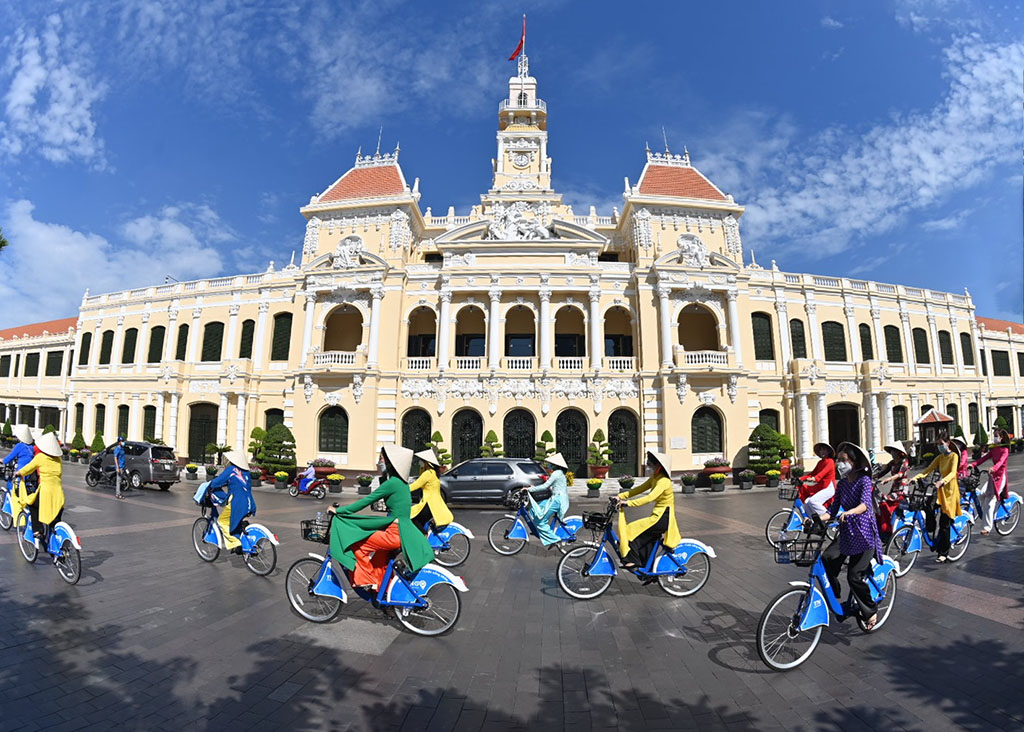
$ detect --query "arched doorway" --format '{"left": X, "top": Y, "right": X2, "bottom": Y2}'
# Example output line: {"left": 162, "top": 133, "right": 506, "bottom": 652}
{"left": 187, "top": 403, "right": 219, "bottom": 462}
{"left": 556, "top": 409, "right": 588, "bottom": 475}
{"left": 401, "top": 408, "right": 432, "bottom": 453}
{"left": 503, "top": 409, "right": 535, "bottom": 459}
{"left": 407, "top": 308, "right": 436, "bottom": 358}
{"left": 607, "top": 409, "right": 638, "bottom": 477}
{"left": 677, "top": 304, "right": 719, "bottom": 351}
{"left": 691, "top": 407, "right": 723, "bottom": 454}
{"left": 451, "top": 409, "right": 483, "bottom": 464}
{"left": 827, "top": 403, "right": 860, "bottom": 447}
{"left": 603, "top": 306, "right": 634, "bottom": 359}
{"left": 554, "top": 307, "right": 586, "bottom": 360}
{"left": 323, "top": 305, "right": 363, "bottom": 352}
{"left": 504, "top": 306, "right": 536, "bottom": 360}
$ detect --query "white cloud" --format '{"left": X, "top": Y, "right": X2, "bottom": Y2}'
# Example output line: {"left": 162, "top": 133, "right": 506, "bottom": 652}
{"left": 698, "top": 36, "right": 1024, "bottom": 258}
{"left": 0, "top": 200, "right": 232, "bottom": 328}
{"left": 821, "top": 17, "right": 844, "bottom": 29}
{"left": 920, "top": 207, "right": 973, "bottom": 231}
{"left": 0, "top": 14, "right": 107, "bottom": 166}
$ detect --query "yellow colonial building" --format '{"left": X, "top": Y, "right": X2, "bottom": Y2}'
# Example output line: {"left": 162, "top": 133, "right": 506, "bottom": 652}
{"left": 2, "top": 55, "right": 1023, "bottom": 475}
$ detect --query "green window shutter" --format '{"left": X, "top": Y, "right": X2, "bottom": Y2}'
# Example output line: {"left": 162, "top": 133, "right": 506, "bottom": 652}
{"left": 99, "top": 330, "right": 114, "bottom": 364}
{"left": 271, "top": 313, "right": 293, "bottom": 362}
{"left": 147, "top": 326, "right": 166, "bottom": 363}
{"left": 912, "top": 328, "right": 930, "bottom": 364}
{"left": 121, "top": 328, "right": 138, "bottom": 364}
{"left": 201, "top": 321, "right": 225, "bottom": 362}
{"left": 318, "top": 407, "right": 349, "bottom": 452}
{"left": 938, "top": 331, "right": 954, "bottom": 365}
{"left": 691, "top": 407, "right": 723, "bottom": 453}
{"left": 992, "top": 350, "right": 1011, "bottom": 376}
{"left": 789, "top": 319, "right": 807, "bottom": 359}
{"left": 946, "top": 404, "right": 959, "bottom": 432}
{"left": 238, "top": 319, "right": 255, "bottom": 359}
{"left": 884, "top": 326, "right": 903, "bottom": 363}
{"left": 78, "top": 332, "right": 92, "bottom": 365}
{"left": 959, "top": 333, "right": 975, "bottom": 365}
{"left": 1018, "top": 352, "right": 1024, "bottom": 377}
{"left": 821, "top": 322, "right": 847, "bottom": 362}
{"left": 143, "top": 406, "right": 157, "bottom": 442}
{"left": 175, "top": 324, "right": 189, "bottom": 361}
{"left": 117, "top": 405, "right": 129, "bottom": 438}
{"left": 75, "top": 403, "right": 84, "bottom": 432}
{"left": 45, "top": 351, "right": 63, "bottom": 376}
{"left": 859, "top": 324, "right": 874, "bottom": 360}
{"left": 980, "top": 349, "right": 987, "bottom": 376}
{"left": 968, "top": 403, "right": 979, "bottom": 433}
{"left": 24, "top": 352, "right": 40, "bottom": 377}
{"left": 265, "top": 409, "right": 284, "bottom": 430}
{"left": 893, "top": 406, "right": 908, "bottom": 441}
{"left": 0, "top": 355, "right": 10, "bottom": 377}
{"left": 758, "top": 409, "right": 780, "bottom": 432}
{"left": 751, "top": 313, "right": 775, "bottom": 361}
{"left": 95, "top": 404, "right": 106, "bottom": 436}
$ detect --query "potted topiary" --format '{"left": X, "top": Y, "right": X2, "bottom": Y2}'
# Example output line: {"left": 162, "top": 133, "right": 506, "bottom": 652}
{"left": 262, "top": 424, "right": 298, "bottom": 484}
{"left": 747, "top": 423, "right": 781, "bottom": 485}
{"left": 61, "top": 445, "right": 71, "bottom": 461}
{"left": 274, "top": 471, "right": 289, "bottom": 489}
{"left": 185, "top": 463, "right": 199, "bottom": 480}
{"left": 618, "top": 475, "right": 635, "bottom": 491}
{"left": 90, "top": 432, "right": 106, "bottom": 455}
{"left": 249, "top": 469, "right": 262, "bottom": 487}
{"left": 312, "top": 458, "right": 337, "bottom": 479}
{"left": 681, "top": 473, "right": 697, "bottom": 494}
{"left": 427, "top": 431, "right": 452, "bottom": 473}
{"left": 587, "top": 429, "right": 613, "bottom": 479}
{"left": 766, "top": 469, "right": 781, "bottom": 488}
{"left": 357, "top": 474, "right": 374, "bottom": 494}
{"left": 79, "top": 448, "right": 91, "bottom": 464}
{"left": 710, "top": 472, "right": 727, "bottom": 492}
{"left": 534, "top": 429, "right": 555, "bottom": 463}
{"left": 739, "top": 469, "right": 755, "bottom": 490}
{"left": 327, "top": 473, "right": 344, "bottom": 493}
{"left": 205, "top": 464, "right": 218, "bottom": 478}
{"left": 586, "top": 478, "right": 602, "bottom": 498}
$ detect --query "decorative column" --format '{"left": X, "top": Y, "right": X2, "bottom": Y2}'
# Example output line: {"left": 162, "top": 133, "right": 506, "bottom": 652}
{"left": 538, "top": 287, "right": 552, "bottom": 370}
{"left": 155, "top": 392, "right": 165, "bottom": 441}
{"left": 874, "top": 393, "right": 886, "bottom": 446}
{"left": 300, "top": 293, "right": 317, "bottom": 366}
{"left": 806, "top": 300, "right": 823, "bottom": 362}
{"left": 796, "top": 393, "right": 811, "bottom": 459}
{"left": 814, "top": 393, "right": 828, "bottom": 445}
{"left": 870, "top": 304, "right": 885, "bottom": 362}
{"left": 844, "top": 302, "right": 861, "bottom": 363}
{"left": 927, "top": 311, "right": 942, "bottom": 370}
{"left": 657, "top": 283, "right": 673, "bottom": 368}
{"left": 104, "top": 394, "right": 116, "bottom": 438}
{"left": 910, "top": 393, "right": 920, "bottom": 440}
{"left": 65, "top": 393, "right": 75, "bottom": 442}
{"left": 186, "top": 305, "right": 203, "bottom": 363}
{"left": 111, "top": 315, "right": 126, "bottom": 371}
{"left": 252, "top": 301, "right": 270, "bottom": 370}
{"left": 437, "top": 288, "right": 452, "bottom": 370}
{"left": 368, "top": 283, "right": 385, "bottom": 369}
{"left": 235, "top": 393, "right": 247, "bottom": 451}
{"left": 487, "top": 285, "right": 502, "bottom": 370}
{"left": 900, "top": 309, "right": 916, "bottom": 374}
{"left": 59, "top": 407, "right": 67, "bottom": 442}
{"left": 163, "top": 307, "right": 179, "bottom": 362}
{"left": 589, "top": 285, "right": 602, "bottom": 371}
{"left": 168, "top": 393, "right": 180, "bottom": 449}
{"left": 129, "top": 393, "right": 141, "bottom": 440}
{"left": 217, "top": 393, "right": 229, "bottom": 446}
{"left": 84, "top": 394, "right": 94, "bottom": 438}
{"left": 225, "top": 304, "right": 241, "bottom": 362}
{"left": 948, "top": 313, "right": 964, "bottom": 375}
{"left": 89, "top": 322, "right": 102, "bottom": 372}
{"left": 883, "top": 393, "right": 894, "bottom": 443}
{"left": 61, "top": 344, "right": 72, "bottom": 388}
{"left": 727, "top": 289, "right": 744, "bottom": 368}
{"left": 775, "top": 300, "right": 791, "bottom": 367}
{"left": 867, "top": 390, "right": 880, "bottom": 451}
{"left": 136, "top": 313, "right": 151, "bottom": 374}
{"left": 34, "top": 408, "right": 42, "bottom": 429}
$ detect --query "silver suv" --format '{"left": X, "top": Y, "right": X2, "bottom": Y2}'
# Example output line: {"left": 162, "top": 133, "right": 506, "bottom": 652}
{"left": 99, "top": 441, "right": 180, "bottom": 491}
{"left": 440, "top": 458, "right": 549, "bottom": 504}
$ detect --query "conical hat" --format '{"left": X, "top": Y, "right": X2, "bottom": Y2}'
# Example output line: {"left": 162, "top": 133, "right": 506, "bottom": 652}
{"left": 883, "top": 443, "right": 908, "bottom": 457}
{"left": 836, "top": 442, "right": 870, "bottom": 471}
{"left": 37, "top": 433, "right": 62, "bottom": 458}
{"left": 544, "top": 452, "right": 568, "bottom": 470}
{"left": 224, "top": 450, "right": 249, "bottom": 470}
{"left": 813, "top": 442, "right": 835, "bottom": 459}
{"left": 647, "top": 450, "right": 672, "bottom": 475}
{"left": 382, "top": 444, "right": 415, "bottom": 483}
{"left": 949, "top": 436, "right": 968, "bottom": 451}
{"left": 14, "top": 424, "right": 33, "bottom": 444}
{"left": 414, "top": 448, "right": 441, "bottom": 467}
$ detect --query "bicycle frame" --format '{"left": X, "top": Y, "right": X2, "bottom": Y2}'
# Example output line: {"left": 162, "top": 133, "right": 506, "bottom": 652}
{"left": 790, "top": 553, "right": 896, "bottom": 631}
{"left": 960, "top": 486, "right": 1022, "bottom": 524}
{"left": 504, "top": 504, "right": 582, "bottom": 544}
{"left": 780, "top": 498, "right": 844, "bottom": 534}
{"left": 19, "top": 510, "right": 82, "bottom": 555}
{"left": 890, "top": 505, "right": 972, "bottom": 551}
{"left": 584, "top": 520, "right": 716, "bottom": 578}
{"left": 199, "top": 506, "right": 279, "bottom": 553}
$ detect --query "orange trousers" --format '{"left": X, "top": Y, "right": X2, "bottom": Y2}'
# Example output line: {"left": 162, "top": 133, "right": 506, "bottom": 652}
{"left": 352, "top": 521, "right": 402, "bottom": 588}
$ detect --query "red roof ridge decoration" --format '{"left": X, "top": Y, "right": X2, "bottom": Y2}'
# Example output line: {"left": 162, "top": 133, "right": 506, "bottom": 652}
{"left": 635, "top": 149, "right": 729, "bottom": 202}
{"left": 0, "top": 316, "right": 78, "bottom": 342}
{"left": 316, "top": 147, "right": 410, "bottom": 204}
{"left": 976, "top": 316, "right": 1024, "bottom": 336}
{"left": 915, "top": 407, "right": 954, "bottom": 426}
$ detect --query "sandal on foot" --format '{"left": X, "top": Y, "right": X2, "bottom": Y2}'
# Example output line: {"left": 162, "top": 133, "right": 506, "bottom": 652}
{"left": 980, "top": 530, "right": 991, "bottom": 536}
{"left": 935, "top": 556, "right": 947, "bottom": 563}
{"left": 864, "top": 614, "right": 878, "bottom": 631}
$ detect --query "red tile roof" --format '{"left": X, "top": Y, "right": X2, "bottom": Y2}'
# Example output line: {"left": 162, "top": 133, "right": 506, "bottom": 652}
{"left": 637, "top": 164, "right": 728, "bottom": 201}
{"left": 976, "top": 316, "right": 1024, "bottom": 335}
{"left": 0, "top": 317, "right": 77, "bottom": 341}
{"left": 319, "top": 165, "right": 406, "bottom": 202}
{"left": 916, "top": 408, "right": 954, "bottom": 425}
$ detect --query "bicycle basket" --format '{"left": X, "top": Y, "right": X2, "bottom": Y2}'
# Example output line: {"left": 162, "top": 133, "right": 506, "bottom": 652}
{"left": 371, "top": 499, "right": 388, "bottom": 513}
{"left": 774, "top": 534, "right": 824, "bottom": 566}
{"left": 907, "top": 484, "right": 931, "bottom": 511}
{"left": 582, "top": 511, "right": 609, "bottom": 531}
{"left": 300, "top": 517, "right": 331, "bottom": 544}
{"left": 503, "top": 491, "right": 526, "bottom": 509}
{"left": 777, "top": 485, "right": 799, "bottom": 501}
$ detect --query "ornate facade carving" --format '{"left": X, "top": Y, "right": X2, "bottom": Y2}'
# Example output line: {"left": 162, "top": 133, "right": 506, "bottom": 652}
{"left": 302, "top": 216, "right": 321, "bottom": 257}
{"left": 388, "top": 210, "right": 411, "bottom": 251}
{"left": 727, "top": 375, "right": 738, "bottom": 404}
{"left": 723, "top": 214, "right": 741, "bottom": 255}
{"left": 189, "top": 380, "right": 221, "bottom": 394}
{"left": 675, "top": 374, "right": 688, "bottom": 404}
{"left": 332, "top": 236, "right": 365, "bottom": 268}
{"left": 632, "top": 207, "right": 653, "bottom": 251}
{"left": 487, "top": 201, "right": 551, "bottom": 240}
{"left": 676, "top": 234, "right": 709, "bottom": 268}
{"left": 825, "top": 380, "right": 860, "bottom": 396}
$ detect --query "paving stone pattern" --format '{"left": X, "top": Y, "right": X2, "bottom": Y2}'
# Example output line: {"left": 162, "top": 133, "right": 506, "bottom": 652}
{"left": 1, "top": 452, "right": 1022, "bottom": 731}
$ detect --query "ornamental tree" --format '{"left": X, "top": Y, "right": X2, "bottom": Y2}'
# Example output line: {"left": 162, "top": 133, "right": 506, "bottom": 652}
{"left": 534, "top": 429, "right": 555, "bottom": 462}
{"left": 748, "top": 423, "right": 782, "bottom": 475}
{"left": 973, "top": 424, "right": 989, "bottom": 448}
{"left": 260, "top": 423, "right": 297, "bottom": 477}
{"left": 427, "top": 430, "right": 452, "bottom": 467}
{"left": 248, "top": 427, "right": 267, "bottom": 462}
{"left": 90, "top": 432, "right": 106, "bottom": 453}
{"left": 71, "top": 429, "right": 87, "bottom": 451}
{"left": 587, "top": 429, "right": 612, "bottom": 467}
{"left": 480, "top": 429, "right": 504, "bottom": 457}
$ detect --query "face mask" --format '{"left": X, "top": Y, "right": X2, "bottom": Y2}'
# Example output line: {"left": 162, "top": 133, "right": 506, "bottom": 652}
{"left": 938, "top": 445, "right": 949, "bottom": 454}
{"left": 377, "top": 458, "right": 387, "bottom": 476}
{"left": 836, "top": 461, "right": 852, "bottom": 478}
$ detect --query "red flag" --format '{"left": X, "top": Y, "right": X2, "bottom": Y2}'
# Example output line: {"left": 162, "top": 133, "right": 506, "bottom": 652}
{"left": 508, "top": 15, "right": 526, "bottom": 61}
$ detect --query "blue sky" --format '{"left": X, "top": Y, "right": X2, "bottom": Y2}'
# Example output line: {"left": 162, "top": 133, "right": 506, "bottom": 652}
{"left": 0, "top": 0, "right": 1021, "bottom": 329}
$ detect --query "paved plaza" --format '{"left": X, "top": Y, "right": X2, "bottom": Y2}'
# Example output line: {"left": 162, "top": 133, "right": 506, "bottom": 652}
{"left": 1, "top": 455, "right": 1022, "bottom": 732}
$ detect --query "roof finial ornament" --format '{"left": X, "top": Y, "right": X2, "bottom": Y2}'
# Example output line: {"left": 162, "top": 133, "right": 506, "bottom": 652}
{"left": 682, "top": 146, "right": 690, "bottom": 166}
{"left": 662, "top": 126, "right": 670, "bottom": 153}
{"left": 375, "top": 126, "right": 383, "bottom": 156}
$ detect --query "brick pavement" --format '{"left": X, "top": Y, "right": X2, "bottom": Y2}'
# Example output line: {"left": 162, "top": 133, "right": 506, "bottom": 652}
{"left": 0, "top": 452, "right": 1022, "bottom": 731}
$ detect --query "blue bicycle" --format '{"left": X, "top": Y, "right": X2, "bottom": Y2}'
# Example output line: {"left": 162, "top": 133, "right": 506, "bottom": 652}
{"left": 885, "top": 480, "right": 973, "bottom": 576}
{"left": 0, "top": 464, "right": 15, "bottom": 531}
{"left": 487, "top": 490, "right": 582, "bottom": 556}
{"left": 14, "top": 496, "right": 83, "bottom": 584}
{"left": 191, "top": 482, "right": 279, "bottom": 576}
{"left": 372, "top": 498, "right": 474, "bottom": 568}
{"left": 765, "top": 485, "right": 842, "bottom": 548}
{"left": 284, "top": 512, "right": 468, "bottom": 636}
{"left": 959, "top": 466, "right": 1021, "bottom": 537}
{"left": 756, "top": 531, "right": 898, "bottom": 671}
{"left": 556, "top": 498, "right": 715, "bottom": 599}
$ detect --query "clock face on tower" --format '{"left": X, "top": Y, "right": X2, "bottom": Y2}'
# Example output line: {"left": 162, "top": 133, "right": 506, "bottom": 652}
{"left": 511, "top": 152, "right": 531, "bottom": 168}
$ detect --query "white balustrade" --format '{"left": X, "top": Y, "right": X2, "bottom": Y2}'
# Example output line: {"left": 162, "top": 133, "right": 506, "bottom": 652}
{"left": 209, "top": 277, "right": 234, "bottom": 288}
{"left": 245, "top": 274, "right": 264, "bottom": 284}
{"left": 405, "top": 357, "right": 434, "bottom": 370}
{"left": 557, "top": 357, "right": 585, "bottom": 370}
{"left": 681, "top": 350, "right": 729, "bottom": 367}
{"left": 454, "top": 356, "right": 483, "bottom": 370}
{"left": 605, "top": 356, "right": 635, "bottom": 371}
{"left": 313, "top": 351, "right": 357, "bottom": 366}
{"left": 813, "top": 276, "right": 841, "bottom": 288}
{"left": 504, "top": 357, "right": 534, "bottom": 371}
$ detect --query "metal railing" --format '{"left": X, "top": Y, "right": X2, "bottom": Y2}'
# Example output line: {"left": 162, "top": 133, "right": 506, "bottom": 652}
{"left": 498, "top": 98, "right": 547, "bottom": 112}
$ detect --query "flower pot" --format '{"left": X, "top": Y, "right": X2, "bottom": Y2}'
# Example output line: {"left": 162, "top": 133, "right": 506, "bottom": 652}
{"left": 586, "top": 488, "right": 600, "bottom": 498}
{"left": 314, "top": 466, "right": 337, "bottom": 479}
{"left": 740, "top": 480, "right": 753, "bottom": 490}
{"left": 754, "top": 474, "right": 768, "bottom": 485}
{"left": 186, "top": 472, "right": 198, "bottom": 481}
{"left": 767, "top": 478, "right": 779, "bottom": 488}
{"left": 251, "top": 478, "right": 262, "bottom": 487}
{"left": 710, "top": 482, "right": 726, "bottom": 492}
{"left": 588, "top": 465, "right": 610, "bottom": 479}
{"left": 328, "top": 483, "right": 343, "bottom": 493}
{"left": 275, "top": 480, "right": 287, "bottom": 489}
{"left": 681, "top": 483, "right": 696, "bottom": 494}
{"left": 358, "top": 484, "right": 372, "bottom": 495}
{"left": 80, "top": 457, "right": 90, "bottom": 465}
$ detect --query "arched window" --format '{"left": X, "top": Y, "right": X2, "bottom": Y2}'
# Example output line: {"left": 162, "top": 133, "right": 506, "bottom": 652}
{"left": 677, "top": 304, "right": 719, "bottom": 351}
{"left": 692, "top": 407, "right": 723, "bottom": 453}
{"left": 607, "top": 409, "right": 639, "bottom": 477}
{"left": 893, "top": 405, "right": 908, "bottom": 441}
{"left": 324, "top": 306, "right": 363, "bottom": 352}
{"left": 758, "top": 409, "right": 780, "bottom": 433}
{"left": 912, "top": 327, "right": 930, "bottom": 364}
{"left": 517, "top": 91, "right": 528, "bottom": 105}
{"left": 94, "top": 404, "right": 106, "bottom": 438}
{"left": 175, "top": 323, "right": 189, "bottom": 361}
{"left": 201, "top": 321, "right": 225, "bottom": 362}
{"left": 99, "top": 329, "right": 115, "bottom": 365}
{"left": 502, "top": 409, "right": 536, "bottom": 459}
{"left": 401, "top": 408, "right": 432, "bottom": 453}
{"left": 959, "top": 332, "right": 975, "bottom": 366}
{"left": 789, "top": 319, "right": 807, "bottom": 359}
{"left": 265, "top": 408, "right": 284, "bottom": 430}
{"left": 921, "top": 404, "right": 934, "bottom": 415}
{"left": 74, "top": 403, "right": 84, "bottom": 433}
{"left": 78, "top": 331, "right": 92, "bottom": 365}
{"left": 238, "top": 319, "right": 255, "bottom": 359}
{"left": 452, "top": 409, "right": 484, "bottom": 464}
{"left": 117, "top": 405, "right": 130, "bottom": 439}
{"left": 319, "top": 407, "right": 349, "bottom": 453}
{"left": 454, "top": 306, "right": 486, "bottom": 357}
{"left": 821, "top": 321, "right": 847, "bottom": 362}
{"left": 271, "top": 313, "right": 293, "bottom": 361}
{"left": 554, "top": 307, "right": 586, "bottom": 357}
{"left": 859, "top": 323, "right": 874, "bottom": 360}
{"left": 968, "top": 402, "right": 979, "bottom": 434}
{"left": 143, "top": 405, "right": 157, "bottom": 442}
{"left": 751, "top": 312, "right": 774, "bottom": 361}
{"left": 604, "top": 306, "right": 634, "bottom": 357}
{"left": 946, "top": 403, "right": 959, "bottom": 433}
{"left": 121, "top": 327, "right": 138, "bottom": 364}
{"left": 938, "top": 331, "right": 954, "bottom": 365}
{"left": 884, "top": 325, "right": 903, "bottom": 363}
{"left": 147, "top": 325, "right": 166, "bottom": 363}
{"left": 408, "top": 308, "right": 437, "bottom": 357}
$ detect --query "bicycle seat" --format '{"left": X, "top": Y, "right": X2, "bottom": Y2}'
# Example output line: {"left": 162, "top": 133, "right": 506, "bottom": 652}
{"left": 238, "top": 520, "right": 251, "bottom": 532}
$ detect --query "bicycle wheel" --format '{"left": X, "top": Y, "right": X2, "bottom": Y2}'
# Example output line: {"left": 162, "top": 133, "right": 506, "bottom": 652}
{"left": 946, "top": 521, "right": 971, "bottom": 562}
{"left": 885, "top": 526, "right": 918, "bottom": 577}
{"left": 395, "top": 582, "right": 461, "bottom": 636}
{"left": 0, "top": 489, "right": 11, "bottom": 531}
{"left": 16, "top": 512, "right": 38, "bottom": 564}
{"left": 285, "top": 558, "right": 342, "bottom": 623}
{"left": 243, "top": 538, "right": 277, "bottom": 576}
{"left": 765, "top": 510, "right": 798, "bottom": 548}
{"left": 756, "top": 588, "right": 822, "bottom": 671}
{"left": 557, "top": 543, "right": 613, "bottom": 600}
{"left": 55, "top": 539, "right": 82, "bottom": 585}
{"left": 995, "top": 502, "right": 1020, "bottom": 536}
{"left": 487, "top": 517, "right": 526, "bottom": 556}
{"left": 858, "top": 571, "right": 896, "bottom": 633}
{"left": 191, "top": 518, "right": 220, "bottom": 562}
{"left": 658, "top": 552, "right": 711, "bottom": 597}
{"left": 433, "top": 532, "right": 471, "bottom": 568}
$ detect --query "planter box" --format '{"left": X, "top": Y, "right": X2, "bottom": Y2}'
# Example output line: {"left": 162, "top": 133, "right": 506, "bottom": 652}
{"left": 740, "top": 481, "right": 753, "bottom": 490}
{"left": 681, "top": 483, "right": 696, "bottom": 494}
{"left": 588, "top": 465, "right": 610, "bottom": 479}
{"left": 275, "top": 480, "right": 287, "bottom": 489}
{"left": 251, "top": 478, "right": 262, "bottom": 487}
{"left": 328, "top": 483, "right": 343, "bottom": 493}
{"left": 710, "top": 482, "right": 726, "bottom": 492}
{"left": 767, "top": 478, "right": 780, "bottom": 488}
{"left": 358, "top": 484, "right": 372, "bottom": 495}
{"left": 586, "top": 488, "right": 601, "bottom": 498}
